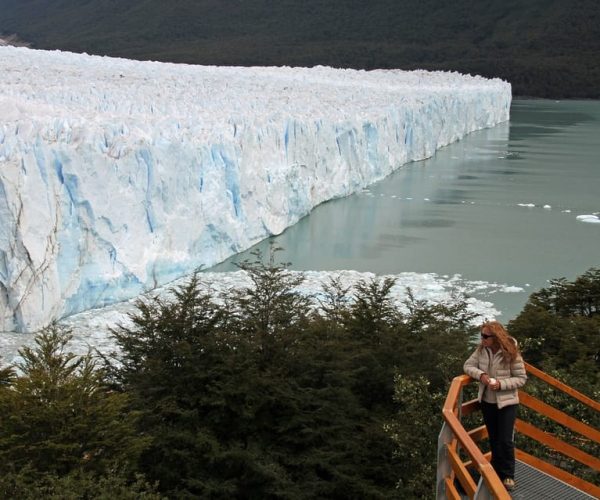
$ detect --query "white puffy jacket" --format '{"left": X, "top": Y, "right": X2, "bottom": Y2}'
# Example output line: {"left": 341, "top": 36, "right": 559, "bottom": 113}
{"left": 464, "top": 345, "right": 527, "bottom": 409}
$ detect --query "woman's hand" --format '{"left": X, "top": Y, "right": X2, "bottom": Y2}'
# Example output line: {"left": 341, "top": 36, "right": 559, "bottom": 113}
{"left": 481, "top": 374, "right": 500, "bottom": 390}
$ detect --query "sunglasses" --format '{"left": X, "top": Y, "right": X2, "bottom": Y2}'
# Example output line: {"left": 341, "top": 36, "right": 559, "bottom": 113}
{"left": 481, "top": 333, "right": 495, "bottom": 339}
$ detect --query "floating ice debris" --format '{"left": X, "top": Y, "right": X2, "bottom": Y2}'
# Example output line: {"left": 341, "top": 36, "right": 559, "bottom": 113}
{"left": 0, "top": 269, "right": 524, "bottom": 363}
{"left": 518, "top": 203, "right": 535, "bottom": 208}
{"left": 562, "top": 210, "right": 572, "bottom": 213}
{"left": 576, "top": 215, "right": 600, "bottom": 224}
{"left": 543, "top": 205, "right": 551, "bottom": 210}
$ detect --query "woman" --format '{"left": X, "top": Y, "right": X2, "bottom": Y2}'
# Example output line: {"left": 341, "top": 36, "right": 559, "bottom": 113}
{"left": 464, "top": 321, "right": 527, "bottom": 492}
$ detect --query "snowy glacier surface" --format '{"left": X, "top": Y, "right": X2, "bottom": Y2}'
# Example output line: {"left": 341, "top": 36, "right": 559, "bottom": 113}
{"left": 0, "top": 46, "right": 511, "bottom": 332}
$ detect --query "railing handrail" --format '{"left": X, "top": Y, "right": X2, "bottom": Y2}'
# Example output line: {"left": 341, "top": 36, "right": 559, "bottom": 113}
{"left": 441, "top": 374, "right": 510, "bottom": 499}
{"left": 518, "top": 391, "right": 600, "bottom": 445}
{"left": 524, "top": 361, "right": 600, "bottom": 412}
{"left": 438, "top": 363, "right": 600, "bottom": 499}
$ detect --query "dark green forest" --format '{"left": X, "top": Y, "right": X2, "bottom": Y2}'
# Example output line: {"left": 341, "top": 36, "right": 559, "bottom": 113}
{"left": 0, "top": 251, "right": 598, "bottom": 498}
{"left": 1, "top": 0, "right": 599, "bottom": 98}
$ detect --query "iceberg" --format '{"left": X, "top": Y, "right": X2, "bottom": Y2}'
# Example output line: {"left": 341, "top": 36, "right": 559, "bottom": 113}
{"left": 0, "top": 46, "right": 511, "bottom": 332}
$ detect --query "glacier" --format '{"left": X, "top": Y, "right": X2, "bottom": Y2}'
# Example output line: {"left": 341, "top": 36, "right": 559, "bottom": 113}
{"left": 0, "top": 46, "right": 511, "bottom": 332}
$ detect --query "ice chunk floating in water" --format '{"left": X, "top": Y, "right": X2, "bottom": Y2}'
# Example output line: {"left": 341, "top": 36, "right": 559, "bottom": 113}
{"left": 576, "top": 214, "right": 600, "bottom": 224}
{"left": 0, "top": 46, "right": 511, "bottom": 332}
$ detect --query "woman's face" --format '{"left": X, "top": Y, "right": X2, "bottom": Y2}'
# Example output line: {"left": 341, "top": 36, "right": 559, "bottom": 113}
{"left": 480, "top": 328, "right": 496, "bottom": 348}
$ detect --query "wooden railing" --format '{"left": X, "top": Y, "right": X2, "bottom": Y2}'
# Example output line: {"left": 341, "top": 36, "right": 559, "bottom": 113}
{"left": 437, "top": 362, "right": 600, "bottom": 499}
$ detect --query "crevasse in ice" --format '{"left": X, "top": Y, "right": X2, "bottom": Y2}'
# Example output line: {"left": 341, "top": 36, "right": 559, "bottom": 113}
{"left": 0, "top": 46, "right": 511, "bottom": 332}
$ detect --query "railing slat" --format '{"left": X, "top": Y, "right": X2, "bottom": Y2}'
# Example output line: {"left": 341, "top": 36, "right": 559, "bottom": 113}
{"left": 519, "top": 391, "right": 600, "bottom": 444}
{"left": 467, "top": 424, "right": 488, "bottom": 443}
{"left": 447, "top": 443, "right": 477, "bottom": 497}
{"left": 461, "top": 398, "right": 480, "bottom": 417}
{"left": 444, "top": 477, "right": 462, "bottom": 500}
{"left": 463, "top": 451, "right": 491, "bottom": 471}
{"left": 515, "top": 419, "right": 600, "bottom": 472}
{"left": 524, "top": 362, "right": 600, "bottom": 412}
{"left": 441, "top": 375, "right": 510, "bottom": 499}
{"left": 478, "top": 463, "right": 511, "bottom": 500}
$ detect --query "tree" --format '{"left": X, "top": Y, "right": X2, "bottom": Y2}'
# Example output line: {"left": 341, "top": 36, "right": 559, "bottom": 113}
{"left": 346, "top": 277, "right": 399, "bottom": 339}
{"left": 397, "top": 290, "right": 475, "bottom": 391}
{"left": 509, "top": 267, "right": 600, "bottom": 384}
{"left": 229, "top": 247, "right": 311, "bottom": 357}
{"left": 385, "top": 375, "right": 445, "bottom": 499}
{"left": 0, "top": 325, "right": 151, "bottom": 495}
{"left": 0, "top": 467, "right": 161, "bottom": 500}
{"left": 0, "top": 357, "right": 14, "bottom": 386}
{"left": 108, "top": 249, "right": 492, "bottom": 498}
{"left": 111, "top": 272, "right": 238, "bottom": 497}
{"left": 111, "top": 254, "right": 406, "bottom": 498}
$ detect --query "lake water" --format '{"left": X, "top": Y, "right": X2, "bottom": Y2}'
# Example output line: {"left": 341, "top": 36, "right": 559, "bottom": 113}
{"left": 207, "top": 99, "right": 600, "bottom": 322}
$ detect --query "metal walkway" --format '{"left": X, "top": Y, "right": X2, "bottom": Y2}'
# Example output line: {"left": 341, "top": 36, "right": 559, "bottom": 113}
{"left": 508, "top": 460, "right": 596, "bottom": 500}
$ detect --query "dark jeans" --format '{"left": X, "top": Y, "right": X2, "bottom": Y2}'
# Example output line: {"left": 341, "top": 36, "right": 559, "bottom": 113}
{"left": 480, "top": 401, "right": 518, "bottom": 481}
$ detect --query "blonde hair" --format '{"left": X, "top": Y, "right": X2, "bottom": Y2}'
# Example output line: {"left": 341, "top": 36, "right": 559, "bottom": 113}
{"left": 480, "top": 321, "right": 519, "bottom": 363}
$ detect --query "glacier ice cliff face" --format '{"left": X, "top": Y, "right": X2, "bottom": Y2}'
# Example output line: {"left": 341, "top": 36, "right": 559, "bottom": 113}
{"left": 0, "top": 46, "right": 511, "bottom": 332}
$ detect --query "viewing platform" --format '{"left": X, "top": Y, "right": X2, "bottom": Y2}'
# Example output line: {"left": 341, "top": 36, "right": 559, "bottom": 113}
{"left": 437, "top": 362, "right": 600, "bottom": 499}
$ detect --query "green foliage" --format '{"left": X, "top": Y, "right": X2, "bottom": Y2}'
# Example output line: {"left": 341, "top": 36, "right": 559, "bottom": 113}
{"left": 385, "top": 375, "right": 445, "bottom": 499}
{"left": 0, "top": 467, "right": 161, "bottom": 499}
{"left": 111, "top": 272, "right": 239, "bottom": 496}
{"left": 108, "top": 252, "right": 475, "bottom": 498}
{"left": 509, "top": 267, "right": 600, "bottom": 386}
{"left": 229, "top": 248, "right": 312, "bottom": 362}
{"left": 528, "top": 268, "right": 600, "bottom": 318}
{"left": 1, "top": 0, "right": 599, "bottom": 97}
{"left": 397, "top": 291, "right": 475, "bottom": 391}
{"left": 347, "top": 277, "right": 399, "bottom": 337}
{"left": 316, "top": 275, "right": 353, "bottom": 329}
{"left": 0, "top": 358, "right": 14, "bottom": 386}
{"left": 0, "top": 325, "right": 150, "bottom": 488}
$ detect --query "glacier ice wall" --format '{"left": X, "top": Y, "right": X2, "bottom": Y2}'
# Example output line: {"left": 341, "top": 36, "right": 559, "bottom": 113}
{"left": 0, "top": 46, "right": 511, "bottom": 332}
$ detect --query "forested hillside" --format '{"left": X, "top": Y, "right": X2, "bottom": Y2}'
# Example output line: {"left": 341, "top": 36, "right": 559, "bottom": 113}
{"left": 1, "top": 0, "right": 599, "bottom": 98}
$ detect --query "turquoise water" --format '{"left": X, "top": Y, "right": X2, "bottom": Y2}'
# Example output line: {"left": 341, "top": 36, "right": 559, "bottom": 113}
{"left": 207, "top": 100, "right": 600, "bottom": 322}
